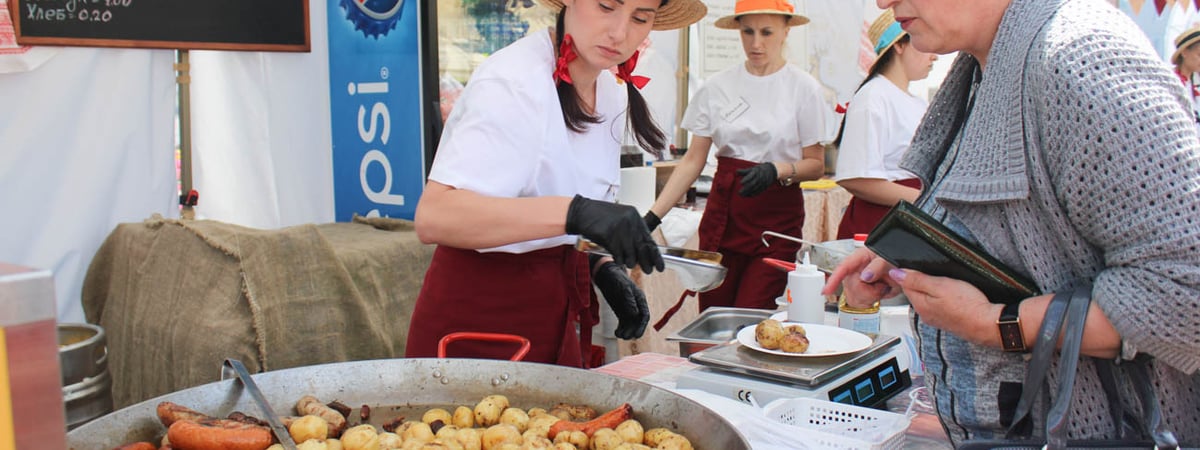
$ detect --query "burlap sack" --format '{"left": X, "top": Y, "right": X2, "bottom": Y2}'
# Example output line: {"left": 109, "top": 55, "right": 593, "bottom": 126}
{"left": 82, "top": 215, "right": 433, "bottom": 408}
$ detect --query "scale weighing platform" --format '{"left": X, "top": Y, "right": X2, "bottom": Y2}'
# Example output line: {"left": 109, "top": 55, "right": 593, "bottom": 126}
{"left": 676, "top": 333, "right": 912, "bottom": 409}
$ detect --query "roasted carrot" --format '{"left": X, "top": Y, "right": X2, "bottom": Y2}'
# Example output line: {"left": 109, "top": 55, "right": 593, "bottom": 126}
{"left": 547, "top": 403, "right": 633, "bottom": 439}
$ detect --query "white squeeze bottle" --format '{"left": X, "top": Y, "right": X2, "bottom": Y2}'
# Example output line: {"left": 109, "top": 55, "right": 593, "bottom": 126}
{"left": 786, "top": 252, "right": 826, "bottom": 323}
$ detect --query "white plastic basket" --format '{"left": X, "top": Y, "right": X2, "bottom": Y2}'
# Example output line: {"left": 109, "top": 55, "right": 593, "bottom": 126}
{"left": 762, "top": 397, "right": 910, "bottom": 450}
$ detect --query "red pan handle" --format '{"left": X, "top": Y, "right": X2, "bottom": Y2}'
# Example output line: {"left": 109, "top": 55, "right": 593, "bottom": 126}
{"left": 762, "top": 257, "right": 796, "bottom": 272}
{"left": 437, "top": 332, "right": 532, "bottom": 361}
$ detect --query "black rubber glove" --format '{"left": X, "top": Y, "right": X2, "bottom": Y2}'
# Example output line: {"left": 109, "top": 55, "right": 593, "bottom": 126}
{"left": 565, "top": 195, "right": 664, "bottom": 273}
{"left": 643, "top": 210, "right": 662, "bottom": 232}
{"left": 736, "top": 162, "right": 777, "bottom": 197}
{"left": 592, "top": 260, "right": 650, "bottom": 340}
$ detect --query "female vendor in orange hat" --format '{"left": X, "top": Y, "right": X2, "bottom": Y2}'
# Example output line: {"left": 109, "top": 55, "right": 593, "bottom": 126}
{"left": 408, "top": 0, "right": 706, "bottom": 367}
{"left": 832, "top": 9, "right": 938, "bottom": 238}
{"left": 645, "top": 0, "right": 829, "bottom": 312}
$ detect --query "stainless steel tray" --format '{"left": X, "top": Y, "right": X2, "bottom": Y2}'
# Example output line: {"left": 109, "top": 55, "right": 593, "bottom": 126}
{"left": 665, "top": 307, "right": 773, "bottom": 357}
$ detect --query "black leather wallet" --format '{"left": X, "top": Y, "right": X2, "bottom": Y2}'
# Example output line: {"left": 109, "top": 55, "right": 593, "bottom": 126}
{"left": 864, "top": 200, "right": 1039, "bottom": 305}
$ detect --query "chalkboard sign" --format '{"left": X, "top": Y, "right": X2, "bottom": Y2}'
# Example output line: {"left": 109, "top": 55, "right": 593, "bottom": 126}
{"left": 10, "top": 0, "right": 310, "bottom": 52}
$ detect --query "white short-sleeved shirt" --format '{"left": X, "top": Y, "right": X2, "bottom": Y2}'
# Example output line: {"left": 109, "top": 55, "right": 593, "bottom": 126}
{"left": 834, "top": 76, "right": 926, "bottom": 182}
{"left": 429, "top": 30, "right": 628, "bottom": 253}
{"left": 681, "top": 64, "right": 830, "bottom": 162}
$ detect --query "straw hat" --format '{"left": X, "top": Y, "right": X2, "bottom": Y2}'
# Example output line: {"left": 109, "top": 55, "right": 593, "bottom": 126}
{"left": 867, "top": 9, "right": 907, "bottom": 70}
{"left": 537, "top": 0, "right": 707, "bottom": 31}
{"left": 714, "top": 0, "right": 810, "bottom": 30}
{"left": 1173, "top": 25, "right": 1200, "bottom": 64}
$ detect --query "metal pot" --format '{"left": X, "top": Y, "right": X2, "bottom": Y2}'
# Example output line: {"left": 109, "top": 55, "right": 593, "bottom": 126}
{"left": 66, "top": 358, "right": 751, "bottom": 449}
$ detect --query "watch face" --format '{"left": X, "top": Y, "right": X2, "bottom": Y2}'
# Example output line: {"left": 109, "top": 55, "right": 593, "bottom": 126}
{"left": 999, "top": 321, "right": 1025, "bottom": 352}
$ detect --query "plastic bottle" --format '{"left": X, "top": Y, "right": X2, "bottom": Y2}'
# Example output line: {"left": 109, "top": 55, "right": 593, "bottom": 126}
{"left": 786, "top": 252, "right": 825, "bottom": 323}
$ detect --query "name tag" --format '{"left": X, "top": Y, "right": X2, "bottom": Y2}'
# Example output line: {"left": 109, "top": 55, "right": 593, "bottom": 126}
{"left": 721, "top": 97, "right": 750, "bottom": 122}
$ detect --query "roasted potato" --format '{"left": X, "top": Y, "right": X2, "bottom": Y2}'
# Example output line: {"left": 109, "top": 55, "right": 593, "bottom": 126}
{"left": 588, "top": 428, "right": 622, "bottom": 450}
{"left": 755, "top": 319, "right": 786, "bottom": 350}
{"left": 453, "top": 406, "right": 476, "bottom": 428}
{"left": 475, "top": 395, "right": 511, "bottom": 427}
{"left": 290, "top": 415, "right": 330, "bottom": 443}
{"left": 779, "top": 332, "right": 810, "bottom": 353}
{"left": 613, "top": 420, "right": 642, "bottom": 444}
{"left": 641, "top": 428, "right": 674, "bottom": 447}
{"left": 553, "top": 430, "right": 588, "bottom": 449}
{"left": 342, "top": 424, "right": 382, "bottom": 450}
{"left": 401, "top": 421, "right": 436, "bottom": 444}
{"left": 377, "top": 431, "right": 402, "bottom": 449}
{"left": 499, "top": 407, "right": 530, "bottom": 432}
{"left": 424, "top": 408, "right": 454, "bottom": 426}
{"left": 297, "top": 440, "right": 328, "bottom": 450}
{"left": 455, "top": 427, "right": 484, "bottom": 450}
{"left": 785, "top": 324, "right": 807, "bottom": 336}
{"left": 655, "top": 434, "right": 693, "bottom": 450}
{"left": 482, "top": 424, "right": 522, "bottom": 450}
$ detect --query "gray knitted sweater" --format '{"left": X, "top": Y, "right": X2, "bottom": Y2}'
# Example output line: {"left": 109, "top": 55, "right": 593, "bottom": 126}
{"left": 900, "top": 0, "right": 1200, "bottom": 444}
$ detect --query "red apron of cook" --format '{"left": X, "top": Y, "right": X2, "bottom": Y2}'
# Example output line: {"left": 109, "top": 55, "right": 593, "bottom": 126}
{"left": 405, "top": 245, "right": 596, "bottom": 368}
{"left": 698, "top": 156, "right": 804, "bottom": 310}
{"left": 835, "top": 178, "right": 922, "bottom": 239}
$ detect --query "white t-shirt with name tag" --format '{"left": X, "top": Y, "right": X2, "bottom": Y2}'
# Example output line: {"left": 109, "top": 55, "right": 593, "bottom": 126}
{"left": 681, "top": 63, "right": 830, "bottom": 162}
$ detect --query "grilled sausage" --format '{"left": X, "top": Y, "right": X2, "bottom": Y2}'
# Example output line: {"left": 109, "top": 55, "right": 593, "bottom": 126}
{"left": 157, "top": 402, "right": 215, "bottom": 428}
{"left": 166, "top": 419, "right": 272, "bottom": 450}
{"left": 113, "top": 443, "right": 157, "bottom": 450}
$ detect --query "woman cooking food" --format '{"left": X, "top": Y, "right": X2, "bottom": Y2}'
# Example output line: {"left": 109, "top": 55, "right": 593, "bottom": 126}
{"left": 407, "top": 0, "right": 706, "bottom": 367}
{"left": 826, "top": 0, "right": 1200, "bottom": 444}
{"left": 645, "top": 0, "right": 829, "bottom": 312}
{"left": 832, "top": 9, "right": 936, "bottom": 238}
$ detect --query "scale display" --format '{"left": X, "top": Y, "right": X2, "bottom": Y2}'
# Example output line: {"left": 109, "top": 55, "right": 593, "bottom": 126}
{"left": 825, "top": 358, "right": 908, "bottom": 408}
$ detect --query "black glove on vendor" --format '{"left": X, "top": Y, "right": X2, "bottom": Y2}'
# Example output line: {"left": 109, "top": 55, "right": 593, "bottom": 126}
{"left": 736, "top": 162, "right": 777, "bottom": 197}
{"left": 566, "top": 195, "right": 664, "bottom": 274}
{"left": 592, "top": 258, "right": 650, "bottom": 340}
{"left": 643, "top": 211, "right": 662, "bottom": 232}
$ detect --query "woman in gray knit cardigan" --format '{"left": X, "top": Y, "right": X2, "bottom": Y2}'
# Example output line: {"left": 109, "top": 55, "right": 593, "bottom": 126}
{"left": 825, "top": 0, "right": 1200, "bottom": 445}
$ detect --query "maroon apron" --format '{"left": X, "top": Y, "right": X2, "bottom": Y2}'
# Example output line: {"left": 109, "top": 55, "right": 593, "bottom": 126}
{"left": 698, "top": 157, "right": 805, "bottom": 310}
{"left": 405, "top": 245, "right": 596, "bottom": 368}
{"left": 835, "top": 178, "right": 922, "bottom": 239}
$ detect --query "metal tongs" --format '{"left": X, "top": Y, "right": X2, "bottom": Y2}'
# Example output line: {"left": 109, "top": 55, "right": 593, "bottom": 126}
{"left": 575, "top": 238, "right": 728, "bottom": 292}
{"left": 221, "top": 359, "right": 298, "bottom": 450}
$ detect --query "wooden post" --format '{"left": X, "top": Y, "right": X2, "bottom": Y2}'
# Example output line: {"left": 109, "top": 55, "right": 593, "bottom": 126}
{"left": 674, "top": 29, "right": 691, "bottom": 152}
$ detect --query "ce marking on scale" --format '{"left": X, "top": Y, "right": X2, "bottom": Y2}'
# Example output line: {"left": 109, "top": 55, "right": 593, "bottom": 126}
{"left": 735, "top": 389, "right": 755, "bottom": 403}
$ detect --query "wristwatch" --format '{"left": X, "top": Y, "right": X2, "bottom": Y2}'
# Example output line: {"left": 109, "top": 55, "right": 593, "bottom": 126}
{"left": 997, "top": 302, "right": 1027, "bottom": 352}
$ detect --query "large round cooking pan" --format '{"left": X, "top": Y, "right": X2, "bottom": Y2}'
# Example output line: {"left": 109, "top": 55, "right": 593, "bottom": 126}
{"left": 67, "top": 358, "right": 750, "bottom": 449}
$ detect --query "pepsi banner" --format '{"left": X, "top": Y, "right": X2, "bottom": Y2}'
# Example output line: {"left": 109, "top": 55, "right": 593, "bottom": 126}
{"left": 328, "top": 0, "right": 426, "bottom": 220}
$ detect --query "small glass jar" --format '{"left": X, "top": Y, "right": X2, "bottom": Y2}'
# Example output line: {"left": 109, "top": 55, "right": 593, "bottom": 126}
{"left": 838, "top": 294, "right": 880, "bottom": 334}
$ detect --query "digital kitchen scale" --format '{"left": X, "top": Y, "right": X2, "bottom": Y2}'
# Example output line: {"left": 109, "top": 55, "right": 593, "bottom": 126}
{"left": 676, "top": 333, "right": 912, "bottom": 409}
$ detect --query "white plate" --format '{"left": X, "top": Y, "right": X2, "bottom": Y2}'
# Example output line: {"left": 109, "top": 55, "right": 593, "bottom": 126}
{"left": 736, "top": 322, "right": 872, "bottom": 357}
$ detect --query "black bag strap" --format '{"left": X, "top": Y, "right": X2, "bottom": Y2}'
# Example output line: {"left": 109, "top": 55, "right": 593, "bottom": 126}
{"left": 1094, "top": 359, "right": 1133, "bottom": 439}
{"left": 1044, "top": 285, "right": 1093, "bottom": 449}
{"left": 1005, "top": 287, "right": 1074, "bottom": 439}
{"left": 1127, "top": 354, "right": 1180, "bottom": 449}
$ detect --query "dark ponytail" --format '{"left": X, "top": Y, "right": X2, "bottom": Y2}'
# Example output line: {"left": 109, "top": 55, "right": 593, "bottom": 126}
{"left": 625, "top": 76, "right": 666, "bottom": 157}
{"left": 555, "top": 9, "right": 601, "bottom": 133}
{"left": 832, "top": 35, "right": 909, "bottom": 148}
